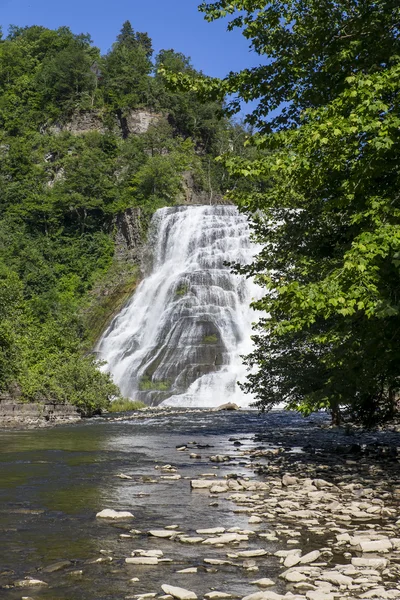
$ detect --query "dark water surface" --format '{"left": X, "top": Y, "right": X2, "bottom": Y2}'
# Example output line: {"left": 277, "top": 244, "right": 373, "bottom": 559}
{"left": 0, "top": 410, "right": 337, "bottom": 599}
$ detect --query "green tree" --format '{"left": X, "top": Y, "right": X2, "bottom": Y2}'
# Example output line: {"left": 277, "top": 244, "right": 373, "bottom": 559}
{"left": 193, "top": 0, "right": 400, "bottom": 424}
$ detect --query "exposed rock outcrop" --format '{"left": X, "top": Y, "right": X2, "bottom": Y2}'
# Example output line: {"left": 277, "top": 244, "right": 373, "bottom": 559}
{"left": 0, "top": 399, "right": 80, "bottom": 429}
{"left": 125, "top": 109, "right": 162, "bottom": 135}
{"left": 114, "top": 207, "right": 145, "bottom": 263}
{"left": 180, "top": 171, "right": 224, "bottom": 205}
{"left": 47, "top": 109, "right": 161, "bottom": 138}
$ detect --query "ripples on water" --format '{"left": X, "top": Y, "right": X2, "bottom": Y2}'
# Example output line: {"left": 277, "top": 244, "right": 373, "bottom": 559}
{"left": 0, "top": 410, "right": 330, "bottom": 599}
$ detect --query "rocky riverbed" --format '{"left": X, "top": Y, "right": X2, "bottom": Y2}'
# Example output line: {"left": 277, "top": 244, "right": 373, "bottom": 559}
{"left": 1, "top": 409, "right": 399, "bottom": 600}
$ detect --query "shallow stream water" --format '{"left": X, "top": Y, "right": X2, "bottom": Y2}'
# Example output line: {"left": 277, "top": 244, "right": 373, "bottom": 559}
{"left": 0, "top": 410, "right": 302, "bottom": 599}
{"left": 2, "top": 409, "right": 396, "bottom": 600}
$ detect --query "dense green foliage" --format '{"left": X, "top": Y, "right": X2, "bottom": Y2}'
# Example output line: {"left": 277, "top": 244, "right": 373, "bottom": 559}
{"left": 190, "top": 0, "right": 400, "bottom": 424}
{"left": 0, "top": 21, "right": 243, "bottom": 414}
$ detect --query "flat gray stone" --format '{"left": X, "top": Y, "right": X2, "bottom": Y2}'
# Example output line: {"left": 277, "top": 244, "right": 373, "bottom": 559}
{"left": 161, "top": 585, "right": 197, "bottom": 600}
{"left": 96, "top": 509, "right": 134, "bottom": 519}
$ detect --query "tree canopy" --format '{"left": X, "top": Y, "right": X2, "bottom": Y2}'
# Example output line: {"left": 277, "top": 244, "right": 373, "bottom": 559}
{"left": 190, "top": 0, "right": 400, "bottom": 424}
{"left": 0, "top": 21, "right": 244, "bottom": 414}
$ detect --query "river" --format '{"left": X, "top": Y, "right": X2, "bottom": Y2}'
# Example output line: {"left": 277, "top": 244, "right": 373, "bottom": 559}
{"left": 2, "top": 409, "right": 400, "bottom": 600}
{"left": 0, "top": 409, "right": 290, "bottom": 600}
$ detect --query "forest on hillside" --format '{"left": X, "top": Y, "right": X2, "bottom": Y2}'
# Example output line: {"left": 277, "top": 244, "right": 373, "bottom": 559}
{"left": 2, "top": 0, "right": 399, "bottom": 427}
{"left": 0, "top": 21, "right": 248, "bottom": 414}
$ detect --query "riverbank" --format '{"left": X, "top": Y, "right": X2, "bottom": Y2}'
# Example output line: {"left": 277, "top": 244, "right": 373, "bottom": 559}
{"left": 0, "top": 411, "right": 399, "bottom": 599}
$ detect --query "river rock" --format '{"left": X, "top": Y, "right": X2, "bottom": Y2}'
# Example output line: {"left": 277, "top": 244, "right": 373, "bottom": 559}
{"left": 251, "top": 579, "right": 275, "bottom": 587}
{"left": 179, "top": 536, "right": 204, "bottom": 544}
{"left": 236, "top": 550, "right": 268, "bottom": 558}
{"left": 213, "top": 403, "right": 240, "bottom": 411}
{"left": 358, "top": 539, "right": 392, "bottom": 553}
{"left": 132, "top": 550, "right": 163, "bottom": 557}
{"left": 125, "top": 557, "right": 159, "bottom": 565}
{"left": 242, "top": 592, "right": 284, "bottom": 600}
{"left": 149, "top": 529, "right": 176, "bottom": 538}
{"left": 191, "top": 480, "right": 224, "bottom": 489}
{"left": 210, "top": 484, "right": 229, "bottom": 493}
{"left": 205, "top": 593, "right": 232, "bottom": 599}
{"left": 280, "top": 570, "right": 307, "bottom": 583}
{"left": 196, "top": 527, "right": 225, "bottom": 534}
{"left": 96, "top": 509, "right": 134, "bottom": 519}
{"left": 284, "top": 554, "right": 301, "bottom": 568}
{"left": 210, "top": 455, "right": 231, "bottom": 463}
{"left": 306, "top": 593, "right": 335, "bottom": 600}
{"left": 161, "top": 584, "right": 197, "bottom": 600}
{"left": 42, "top": 560, "right": 72, "bottom": 573}
{"left": 282, "top": 474, "right": 298, "bottom": 486}
{"left": 202, "top": 533, "right": 247, "bottom": 545}
{"left": 249, "top": 516, "right": 263, "bottom": 524}
{"left": 312, "top": 479, "right": 333, "bottom": 490}
{"left": 117, "top": 473, "right": 132, "bottom": 479}
{"left": 204, "top": 558, "right": 231, "bottom": 565}
{"left": 299, "top": 551, "right": 321, "bottom": 564}
{"left": 177, "top": 568, "right": 198, "bottom": 573}
{"left": 16, "top": 579, "right": 48, "bottom": 587}
{"left": 351, "top": 557, "right": 388, "bottom": 569}
{"left": 359, "top": 588, "right": 390, "bottom": 599}
{"left": 319, "top": 571, "right": 352, "bottom": 586}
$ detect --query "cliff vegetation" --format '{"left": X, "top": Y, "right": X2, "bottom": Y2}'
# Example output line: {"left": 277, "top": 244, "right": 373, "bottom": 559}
{"left": 0, "top": 21, "right": 247, "bottom": 415}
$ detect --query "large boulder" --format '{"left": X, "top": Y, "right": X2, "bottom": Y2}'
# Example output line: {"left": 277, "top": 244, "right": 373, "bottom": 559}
{"left": 213, "top": 403, "right": 240, "bottom": 411}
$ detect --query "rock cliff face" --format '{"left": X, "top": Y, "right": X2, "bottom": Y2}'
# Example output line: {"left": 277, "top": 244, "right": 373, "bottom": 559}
{"left": 125, "top": 110, "right": 162, "bottom": 135}
{"left": 114, "top": 207, "right": 145, "bottom": 263}
{"left": 48, "top": 109, "right": 162, "bottom": 137}
{"left": 180, "top": 172, "right": 225, "bottom": 206}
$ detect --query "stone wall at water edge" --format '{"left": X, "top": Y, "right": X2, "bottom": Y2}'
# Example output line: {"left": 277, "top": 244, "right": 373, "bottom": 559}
{"left": 0, "top": 399, "right": 81, "bottom": 429}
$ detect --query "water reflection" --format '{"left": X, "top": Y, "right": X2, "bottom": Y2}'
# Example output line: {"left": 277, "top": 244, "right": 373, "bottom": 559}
{"left": 0, "top": 411, "right": 299, "bottom": 600}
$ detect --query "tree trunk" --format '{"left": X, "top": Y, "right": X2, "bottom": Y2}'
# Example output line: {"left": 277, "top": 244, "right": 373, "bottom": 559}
{"left": 331, "top": 404, "right": 341, "bottom": 426}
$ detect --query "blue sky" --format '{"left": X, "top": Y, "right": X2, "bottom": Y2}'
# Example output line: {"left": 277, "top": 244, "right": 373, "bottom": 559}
{"left": 0, "top": 0, "right": 257, "bottom": 79}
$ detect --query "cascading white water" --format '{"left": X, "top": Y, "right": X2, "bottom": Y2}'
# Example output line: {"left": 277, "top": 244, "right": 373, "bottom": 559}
{"left": 97, "top": 205, "right": 260, "bottom": 407}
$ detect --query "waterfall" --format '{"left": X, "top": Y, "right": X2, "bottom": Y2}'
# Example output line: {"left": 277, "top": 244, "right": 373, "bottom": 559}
{"left": 97, "top": 205, "right": 260, "bottom": 407}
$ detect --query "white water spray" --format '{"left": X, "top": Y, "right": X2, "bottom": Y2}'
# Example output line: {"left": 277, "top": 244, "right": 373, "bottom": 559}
{"left": 97, "top": 205, "right": 260, "bottom": 407}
